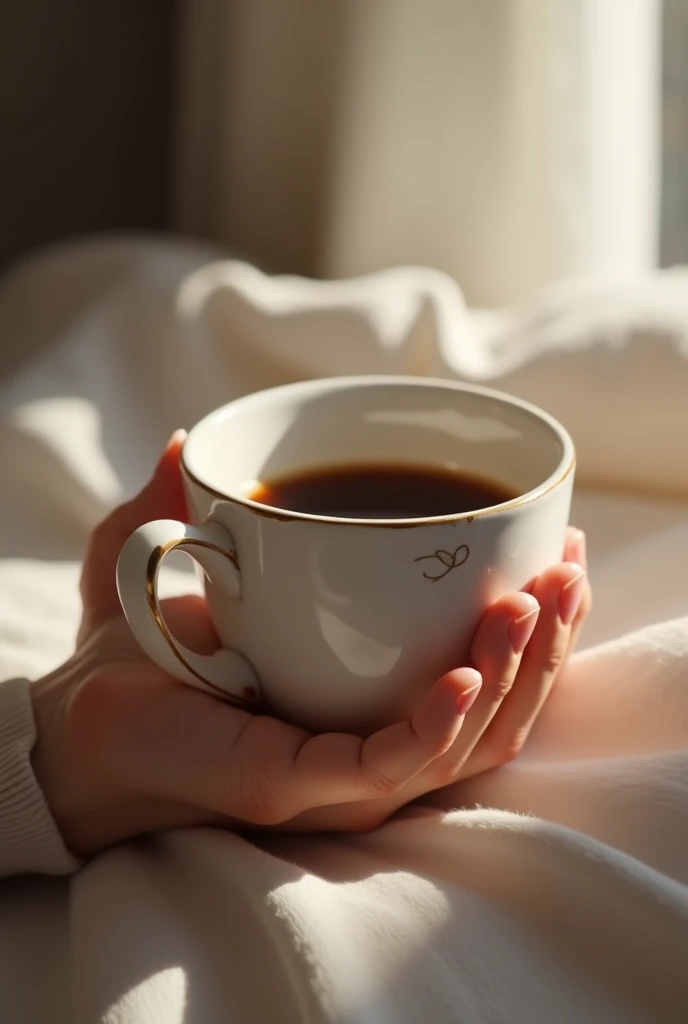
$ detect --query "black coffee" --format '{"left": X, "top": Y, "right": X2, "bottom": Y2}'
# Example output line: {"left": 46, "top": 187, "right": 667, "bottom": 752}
{"left": 248, "top": 463, "right": 515, "bottom": 519}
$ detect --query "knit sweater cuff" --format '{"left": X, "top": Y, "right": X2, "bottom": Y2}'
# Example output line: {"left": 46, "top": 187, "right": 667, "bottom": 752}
{"left": 0, "top": 678, "right": 80, "bottom": 876}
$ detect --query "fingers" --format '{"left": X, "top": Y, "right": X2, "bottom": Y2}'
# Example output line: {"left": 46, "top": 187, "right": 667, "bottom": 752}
{"left": 403, "top": 592, "right": 539, "bottom": 797}
{"left": 521, "top": 525, "right": 586, "bottom": 596}
{"left": 432, "top": 590, "right": 540, "bottom": 774}
{"left": 409, "top": 528, "right": 591, "bottom": 792}
{"left": 159, "top": 595, "right": 219, "bottom": 654}
{"left": 79, "top": 430, "right": 188, "bottom": 639}
{"left": 230, "top": 669, "right": 482, "bottom": 822}
{"left": 247, "top": 535, "right": 588, "bottom": 813}
{"left": 561, "top": 525, "right": 592, "bottom": 661}
{"left": 462, "top": 559, "right": 587, "bottom": 777}
{"left": 91, "top": 663, "right": 483, "bottom": 826}
{"left": 278, "top": 667, "right": 482, "bottom": 812}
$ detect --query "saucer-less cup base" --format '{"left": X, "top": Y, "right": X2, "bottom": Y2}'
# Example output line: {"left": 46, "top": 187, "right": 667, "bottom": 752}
{"left": 117, "top": 377, "right": 575, "bottom": 734}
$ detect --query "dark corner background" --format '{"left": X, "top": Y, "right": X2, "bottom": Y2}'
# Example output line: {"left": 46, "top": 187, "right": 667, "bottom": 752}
{"left": 0, "top": 1, "right": 179, "bottom": 274}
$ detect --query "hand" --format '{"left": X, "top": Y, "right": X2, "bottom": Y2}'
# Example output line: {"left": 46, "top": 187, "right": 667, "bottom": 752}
{"left": 30, "top": 435, "right": 590, "bottom": 854}
{"left": 286, "top": 522, "right": 590, "bottom": 831}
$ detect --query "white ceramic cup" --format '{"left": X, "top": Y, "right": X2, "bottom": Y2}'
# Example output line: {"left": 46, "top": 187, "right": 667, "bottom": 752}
{"left": 116, "top": 376, "right": 575, "bottom": 734}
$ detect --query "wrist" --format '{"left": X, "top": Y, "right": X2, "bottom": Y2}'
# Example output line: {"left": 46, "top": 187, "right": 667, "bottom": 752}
{"left": 30, "top": 661, "right": 85, "bottom": 853}
{"left": 30, "top": 658, "right": 154, "bottom": 857}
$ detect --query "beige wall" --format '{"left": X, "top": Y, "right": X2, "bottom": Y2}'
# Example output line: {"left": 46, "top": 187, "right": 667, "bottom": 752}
{"left": 661, "top": 0, "right": 688, "bottom": 266}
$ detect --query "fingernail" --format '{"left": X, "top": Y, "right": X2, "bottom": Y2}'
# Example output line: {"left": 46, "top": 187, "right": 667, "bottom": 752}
{"left": 558, "top": 570, "right": 586, "bottom": 626}
{"left": 456, "top": 680, "right": 482, "bottom": 716}
{"left": 508, "top": 604, "right": 540, "bottom": 654}
{"left": 570, "top": 529, "right": 587, "bottom": 569}
{"left": 169, "top": 428, "right": 187, "bottom": 446}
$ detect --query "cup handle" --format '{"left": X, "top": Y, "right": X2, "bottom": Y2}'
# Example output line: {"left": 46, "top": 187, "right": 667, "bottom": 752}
{"left": 116, "top": 518, "right": 261, "bottom": 706}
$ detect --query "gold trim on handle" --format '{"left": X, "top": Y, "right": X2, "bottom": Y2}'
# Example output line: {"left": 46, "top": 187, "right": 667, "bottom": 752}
{"left": 145, "top": 538, "right": 258, "bottom": 705}
{"left": 160, "top": 536, "right": 241, "bottom": 573}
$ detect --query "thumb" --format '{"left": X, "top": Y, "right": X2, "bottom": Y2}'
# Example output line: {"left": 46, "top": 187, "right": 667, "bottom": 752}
{"left": 119, "top": 429, "right": 188, "bottom": 527}
{"left": 78, "top": 430, "right": 188, "bottom": 639}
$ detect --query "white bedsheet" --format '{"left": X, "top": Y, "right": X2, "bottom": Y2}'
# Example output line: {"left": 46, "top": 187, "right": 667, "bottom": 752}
{"left": 0, "top": 238, "right": 687, "bottom": 1023}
